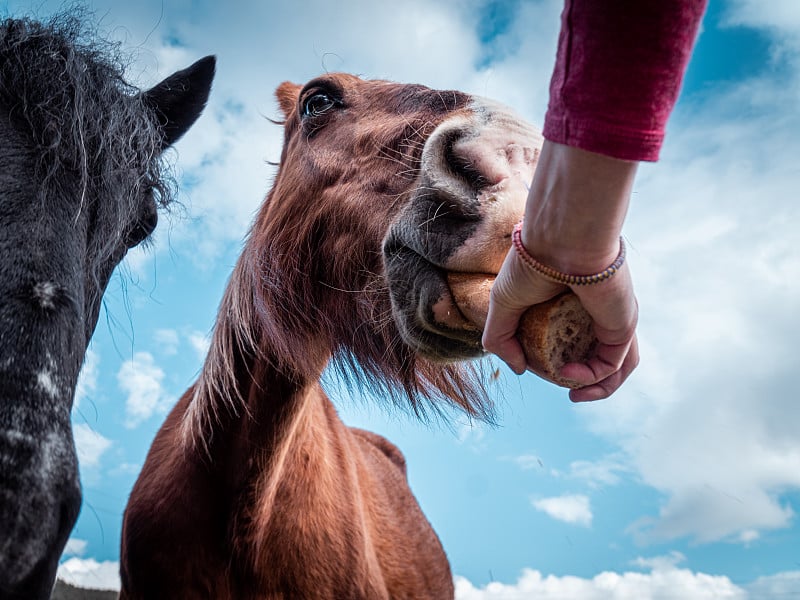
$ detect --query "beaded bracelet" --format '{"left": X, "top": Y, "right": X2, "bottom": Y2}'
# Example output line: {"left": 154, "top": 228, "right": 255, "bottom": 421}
{"left": 511, "top": 221, "right": 626, "bottom": 286}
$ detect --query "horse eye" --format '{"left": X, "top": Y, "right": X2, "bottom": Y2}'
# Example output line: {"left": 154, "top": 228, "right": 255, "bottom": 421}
{"left": 302, "top": 92, "right": 338, "bottom": 118}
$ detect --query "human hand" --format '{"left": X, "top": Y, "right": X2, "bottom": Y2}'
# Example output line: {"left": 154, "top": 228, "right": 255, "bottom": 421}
{"left": 481, "top": 141, "right": 640, "bottom": 401}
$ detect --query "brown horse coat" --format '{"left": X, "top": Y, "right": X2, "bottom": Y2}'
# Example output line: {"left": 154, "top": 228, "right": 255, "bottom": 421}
{"left": 121, "top": 74, "right": 542, "bottom": 599}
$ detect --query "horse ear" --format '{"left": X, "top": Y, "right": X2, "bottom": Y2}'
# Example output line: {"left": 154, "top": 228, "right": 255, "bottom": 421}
{"left": 142, "top": 55, "right": 216, "bottom": 150}
{"left": 276, "top": 82, "right": 301, "bottom": 120}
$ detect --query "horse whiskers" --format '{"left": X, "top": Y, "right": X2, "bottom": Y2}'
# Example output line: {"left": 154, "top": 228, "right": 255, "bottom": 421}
{"left": 318, "top": 281, "right": 364, "bottom": 294}
{"left": 418, "top": 201, "right": 452, "bottom": 229}
{"left": 374, "top": 148, "right": 419, "bottom": 170}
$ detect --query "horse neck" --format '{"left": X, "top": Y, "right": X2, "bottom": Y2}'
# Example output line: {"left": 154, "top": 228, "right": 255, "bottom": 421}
{"left": 184, "top": 315, "right": 372, "bottom": 589}
{"left": 183, "top": 248, "right": 335, "bottom": 489}
{"left": 152, "top": 238, "right": 453, "bottom": 596}
{"left": 227, "top": 358, "right": 328, "bottom": 480}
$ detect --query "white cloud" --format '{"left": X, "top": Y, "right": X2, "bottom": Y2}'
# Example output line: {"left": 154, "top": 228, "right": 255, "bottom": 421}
{"left": 154, "top": 328, "right": 180, "bottom": 355}
{"left": 512, "top": 454, "right": 545, "bottom": 471}
{"left": 738, "top": 529, "right": 760, "bottom": 544}
{"left": 567, "top": 457, "right": 628, "bottom": 489}
{"left": 57, "top": 558, "right": 120, "bottom": 591}
{"left": 723, "top": 0, "right": 800, "bottom": 37}
{"left": 454, "top": 563, "right": 747, "bottom": 600}
{"left": 631, "top": 551, "right": 686, "bottom": 571}
{"left": 455, "top": 0, "right": 562, "bottom": 122}
{"left": 72, "top": 424, "right": 112, "bottom": 469}
{"left": 510, "top": 455, "right": 629, "bottom": 486}
{"left": 746, "top": 571, "right": 800, "bottom": 600}
{"left": 532, "top": 494, "right": 592, "bottom": 527}
{"left": 62, "top": 538, "right": 88, "bottom": 558}
{"left": 456, "top": 416, "right": 487, "bottom": 450}
{"left": 119, "top": 242, "right": 158, "bottom": 280}
{"left": 156, "top": 100, "right": 274, "bottom": 266}
{"left": 188, "top": 330, "right": 211, "bottom": 361}
{"left": 56, "top": 554, "right": 799, "bottom": 600}
{"left": 117, "top": 352, "right": 172, "bottom": 428}
{"left": 108, "top": 462, "right": 142, "bottom": 477}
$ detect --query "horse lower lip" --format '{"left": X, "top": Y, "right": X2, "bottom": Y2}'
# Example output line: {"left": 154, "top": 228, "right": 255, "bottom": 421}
{"left": 384, "top": 242, "right": 485, "bottom": 334}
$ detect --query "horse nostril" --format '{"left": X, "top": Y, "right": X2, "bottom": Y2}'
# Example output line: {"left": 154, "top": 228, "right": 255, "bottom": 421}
{"left": 443, "top": 136, "right": 489, "bottom": 192}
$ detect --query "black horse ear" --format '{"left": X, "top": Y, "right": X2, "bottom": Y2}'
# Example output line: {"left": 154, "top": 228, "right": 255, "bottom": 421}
{"left": 142, "top": 55, "right": 216, "bottom": 150}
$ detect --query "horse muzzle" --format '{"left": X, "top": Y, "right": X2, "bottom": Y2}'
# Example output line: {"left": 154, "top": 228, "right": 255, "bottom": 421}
{"left": 383, "top": 98, "right": 543, "bottom": 362}
{"left": 0, "top": 375, "right": 82, "bottom": 599}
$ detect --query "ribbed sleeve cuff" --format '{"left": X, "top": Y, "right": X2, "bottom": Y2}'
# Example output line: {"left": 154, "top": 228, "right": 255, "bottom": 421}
{"left": 543, "top": 112, "right": 664, "bottom": 162}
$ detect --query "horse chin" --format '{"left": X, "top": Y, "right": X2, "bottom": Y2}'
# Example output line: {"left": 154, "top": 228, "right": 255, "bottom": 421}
{"left": 384, "top": 245, "right": 485, "bottom": 362}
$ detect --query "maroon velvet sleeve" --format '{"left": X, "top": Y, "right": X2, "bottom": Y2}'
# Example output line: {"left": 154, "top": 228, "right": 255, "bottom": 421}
{"left": 543, "top": 0, "right": 707, "bottom": 162}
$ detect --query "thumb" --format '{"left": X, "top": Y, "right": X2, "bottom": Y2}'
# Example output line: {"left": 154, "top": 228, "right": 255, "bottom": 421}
{"left": 482, "top": 248, "right": 564, "bottom": 374}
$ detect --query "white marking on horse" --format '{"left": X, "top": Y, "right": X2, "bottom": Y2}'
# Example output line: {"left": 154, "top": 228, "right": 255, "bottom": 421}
{"left": 35, "top": 352, "right": 62, "bottom": 400}
{"left": 0, "top": 429, "right": 35, "bottom": 445}
{"left": 36, "top": 370, "right": 60, "bottom": 399}
{"left": 33, "top": 281, "right": 58, "bottom": 309}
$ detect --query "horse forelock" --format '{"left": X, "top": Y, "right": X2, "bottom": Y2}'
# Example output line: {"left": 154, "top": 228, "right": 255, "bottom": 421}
{"left": 186, "top": 76, "right": 496, "bottom": 448}
{"left": 0, "top": 14, "right": 175, "bottom": 287}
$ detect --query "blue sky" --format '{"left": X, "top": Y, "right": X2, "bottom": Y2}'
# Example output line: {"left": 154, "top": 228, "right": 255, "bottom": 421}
{"left": 3, "top": 0, "right": 799, "bottom": 596}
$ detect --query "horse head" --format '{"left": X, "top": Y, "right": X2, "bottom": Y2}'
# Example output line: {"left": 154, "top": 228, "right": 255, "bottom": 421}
{"left": 198, "top": 73, "right": 541, "bottom": 432}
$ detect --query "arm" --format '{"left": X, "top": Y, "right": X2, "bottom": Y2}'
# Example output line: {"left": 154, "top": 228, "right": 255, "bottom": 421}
{"left": 484, "top": 141, "right": 639, "bottom": 402}
{"left": 544, "top": 0, "right": 708, "bottom": 161}
{"left": 482, "top": 0, "right": 707, "bottom": 400}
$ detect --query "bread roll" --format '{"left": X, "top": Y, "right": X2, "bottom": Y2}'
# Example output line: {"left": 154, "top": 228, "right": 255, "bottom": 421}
{"left": 447, "top": 273, "right": 597, "bottom": 388}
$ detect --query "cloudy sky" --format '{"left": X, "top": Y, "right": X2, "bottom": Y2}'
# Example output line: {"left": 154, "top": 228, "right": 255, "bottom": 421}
{"left": 3, "top": 0, "right": 799, "bottom": 596}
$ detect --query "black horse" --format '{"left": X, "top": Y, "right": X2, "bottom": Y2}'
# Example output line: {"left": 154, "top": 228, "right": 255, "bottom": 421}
{"left": 0, "top": 15, "right": 214, "bottom": 599}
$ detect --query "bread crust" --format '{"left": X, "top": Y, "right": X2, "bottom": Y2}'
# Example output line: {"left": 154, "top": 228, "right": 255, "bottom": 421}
{"left": 447, "top": 273, "right": 597, "bottom": 388}
{"left": 516, "top": 293, "right": 596, "bottom": 388}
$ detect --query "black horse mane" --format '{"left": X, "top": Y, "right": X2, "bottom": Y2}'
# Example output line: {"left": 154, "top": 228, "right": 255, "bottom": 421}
{"left": 0, "top": 12, "right": 175, "bottom": 268}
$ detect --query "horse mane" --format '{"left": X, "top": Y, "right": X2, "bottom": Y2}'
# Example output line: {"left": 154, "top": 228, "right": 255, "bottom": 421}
{"left": 188, "top": 246, "right": 495, "bottom": 449}
{"left": 186, "top": 108, "right": 496, "bottom": 447}
{"left": 0, "top": 13, "right": 175, "bottom": 288}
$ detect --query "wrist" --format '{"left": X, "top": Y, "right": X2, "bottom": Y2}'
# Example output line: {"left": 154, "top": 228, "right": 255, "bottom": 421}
{"left": 522, "top": 141, "right": 637, "bottom": 273}
{"left": 513, "top": 222, "right": 626, "bottom": 286}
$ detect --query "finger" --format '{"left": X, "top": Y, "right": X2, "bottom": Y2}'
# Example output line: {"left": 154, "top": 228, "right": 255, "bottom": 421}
{"left": 481, "top": 252, "right": 537, "bottom": 374}
{"left": 482, "top": 302, "right": 527, "bottom": 375}
{"left": 482, "top": 241, "right": 566, "bottom": 375}
{"left": 482, "top": 264, "right": 563, "bottom": 375}
{"left": 569, "top": 335, "right": 640, "bottom": 402}
{"left": 559, "top": 337, "right": 632, "bottom": 386}
{"left": 558, "top": 285, "right": 638, "bottom": 386}
{"left": 572, "top": 266, "right": 638, "bottom": 346}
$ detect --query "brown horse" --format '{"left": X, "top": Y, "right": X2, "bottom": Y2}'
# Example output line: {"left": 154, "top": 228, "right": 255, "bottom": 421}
{"left": 121, "top": 74, "right": 542, "bottom": 599}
